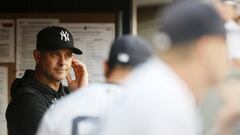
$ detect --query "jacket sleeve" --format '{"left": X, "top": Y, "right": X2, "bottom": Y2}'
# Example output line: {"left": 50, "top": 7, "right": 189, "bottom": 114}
{"left": 6, "top": 93, "right": 48, "bottom": 135}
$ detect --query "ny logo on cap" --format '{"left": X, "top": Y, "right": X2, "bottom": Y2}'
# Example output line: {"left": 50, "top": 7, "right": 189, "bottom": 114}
{"left": 60, "top": 30, "right": 70, "bottom": 42}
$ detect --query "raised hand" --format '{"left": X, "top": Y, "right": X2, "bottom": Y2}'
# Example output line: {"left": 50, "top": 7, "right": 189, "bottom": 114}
{"left": 66, "top": 58, "right": 88, "bottom": 91}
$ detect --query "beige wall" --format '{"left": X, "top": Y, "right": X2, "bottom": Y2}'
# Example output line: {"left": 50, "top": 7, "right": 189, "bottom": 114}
{"left": 137, "top": 6, "right": 160, "bottom": 44}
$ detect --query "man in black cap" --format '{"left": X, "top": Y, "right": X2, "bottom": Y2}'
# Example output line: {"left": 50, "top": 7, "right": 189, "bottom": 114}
{"left": 99, "top": 1, "right": 228, "bottom": 135}
{"left": 36, "top": 35, "right": 153, "bottom": 135}
{"left": 6, "top": 26, "right": 88, "bottom": 135}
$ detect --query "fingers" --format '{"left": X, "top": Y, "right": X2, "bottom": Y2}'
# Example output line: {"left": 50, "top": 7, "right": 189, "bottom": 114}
{"left": 67, "top": 58, "right": 88, "bottom": 90}
{"left": 66, "top": 73, "right": 72, "bottom": 84}
{"left": 71, "top": 58, "right": 87, "bottom": 80}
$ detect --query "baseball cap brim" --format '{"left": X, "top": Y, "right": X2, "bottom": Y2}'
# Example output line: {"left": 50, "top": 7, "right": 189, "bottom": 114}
{"left": 71, "top": 47, "right": 83, "bottom": 55}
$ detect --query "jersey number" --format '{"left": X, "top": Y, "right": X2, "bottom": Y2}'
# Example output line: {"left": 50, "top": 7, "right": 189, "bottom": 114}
{"left": 72, "top": 116, "right": 98, "bottom": 135}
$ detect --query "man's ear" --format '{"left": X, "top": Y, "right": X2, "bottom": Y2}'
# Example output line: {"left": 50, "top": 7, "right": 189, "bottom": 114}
{"left": 33, "top": 49, "right": 42, "bottom": 64}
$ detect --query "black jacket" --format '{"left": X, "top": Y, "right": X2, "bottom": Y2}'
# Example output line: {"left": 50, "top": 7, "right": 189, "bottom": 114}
{"left": 6, "top": 70, "right": 70, "bottom": 135}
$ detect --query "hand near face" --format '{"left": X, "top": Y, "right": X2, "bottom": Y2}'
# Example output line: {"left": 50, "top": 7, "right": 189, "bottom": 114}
{"left": 66, "top": 58, "right": 88, "bottom": 91}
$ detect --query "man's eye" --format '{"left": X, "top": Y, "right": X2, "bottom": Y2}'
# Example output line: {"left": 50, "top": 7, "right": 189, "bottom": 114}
{"left": 52, "top": 51, "right": 60, "bottom": 55}
{"left": 66, "top": 53, "right": 73, "bottom": 58}
{"left": 49, "top": 51, "right": 60, "bottom": 58}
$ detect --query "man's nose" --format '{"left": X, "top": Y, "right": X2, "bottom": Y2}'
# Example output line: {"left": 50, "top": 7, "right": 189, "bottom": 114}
{"left": 58, "top": 55, "right": 67, "bottom": 66}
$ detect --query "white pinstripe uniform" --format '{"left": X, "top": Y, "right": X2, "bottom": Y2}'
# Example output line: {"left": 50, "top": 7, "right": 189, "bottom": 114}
{"left": 36, "top": 83, "right": 124, "bottom": 135}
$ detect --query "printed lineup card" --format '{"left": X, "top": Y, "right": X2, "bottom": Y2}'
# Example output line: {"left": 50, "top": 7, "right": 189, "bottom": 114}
{"left": 0, "top": 19, "right": 15, "bottom": 63}
{"left": 61, "top": 23, "right": 115, "bottom": 83}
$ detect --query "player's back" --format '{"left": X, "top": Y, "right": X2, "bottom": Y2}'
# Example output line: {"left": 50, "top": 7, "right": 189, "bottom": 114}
{"left": 36, "top": 83, "right": 124, "bottom": 135}
{"left": 99, "top": 58, "right": 202, "bottom": 135}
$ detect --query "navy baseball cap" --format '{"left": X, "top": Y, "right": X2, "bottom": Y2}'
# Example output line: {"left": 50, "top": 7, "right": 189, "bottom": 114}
{"left": 36, "top": 26, "right": 82, "bottom": 55}
{"left": 107, "top": 35, "right": 153, "bottom": 67}
{"left": 158, "top": 1, "right": 226, "bottom": 44}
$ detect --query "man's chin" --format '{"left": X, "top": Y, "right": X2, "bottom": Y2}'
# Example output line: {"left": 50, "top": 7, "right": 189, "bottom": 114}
{"left": 54, "top": 74, "right": 67, "bottom": 82}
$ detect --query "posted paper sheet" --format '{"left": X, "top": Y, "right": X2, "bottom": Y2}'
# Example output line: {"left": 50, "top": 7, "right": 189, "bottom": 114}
{"left": 61, "top": 23, "right": 115, "bottom": 83}
{"left": 0, "top": 66, "right": 8, "bottom": 135}
{"left": 0, "top": 20, "right": 15, "bottom": 63}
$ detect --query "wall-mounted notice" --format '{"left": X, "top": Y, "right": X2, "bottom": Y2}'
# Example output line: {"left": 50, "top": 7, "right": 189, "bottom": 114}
{"left": 16, "top": 19, "right": 59, "bottom": 77}
{"left": 61, "top": 23, "right": 115, "bottom": 83}
{"left": 0, "top": 20, "right": 15, "bottom": 63}
{"left": 0, "top": 66, "right": 8, "bottom": 135}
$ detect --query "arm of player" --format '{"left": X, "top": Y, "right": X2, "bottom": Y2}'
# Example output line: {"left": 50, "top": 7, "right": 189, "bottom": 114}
{"left": 66, "top": 58, "right": 88, "bottom": 91}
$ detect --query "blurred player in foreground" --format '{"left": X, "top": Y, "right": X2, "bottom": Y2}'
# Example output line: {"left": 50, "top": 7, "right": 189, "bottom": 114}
{"left": 99, "top": 1, "right": 228, "bottom": 135}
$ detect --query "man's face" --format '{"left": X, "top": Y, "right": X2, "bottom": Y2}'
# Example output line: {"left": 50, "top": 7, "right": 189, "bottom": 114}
{"left": 36, "top": 49, "right": 73, "bottom": 82}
